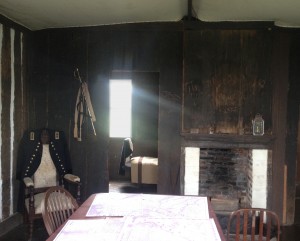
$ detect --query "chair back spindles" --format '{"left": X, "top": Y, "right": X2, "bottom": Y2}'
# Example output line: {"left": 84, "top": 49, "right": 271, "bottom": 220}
{"left": 41, "top": 186, "right": 79, "bottom": 236}
{"left": 227, "top": 208, "right": 280, "bottom": 241}
{"left": 250, "top": 210, "right": 256, "bottom": 241}
{"left": 242, "top": 211, "right": 248, "bottom": 241}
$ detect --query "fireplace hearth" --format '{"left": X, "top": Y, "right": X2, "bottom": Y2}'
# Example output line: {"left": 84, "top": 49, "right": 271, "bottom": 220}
{"left": 199, "top": 148, "right": 249, "bottom": 201}
{"left": 181, "top": 144, "right": 271, "bottom": 212}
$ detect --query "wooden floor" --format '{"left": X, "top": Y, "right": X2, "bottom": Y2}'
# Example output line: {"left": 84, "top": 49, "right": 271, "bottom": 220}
{"left": 0, "top": 181, "right": 299, "bottom": 241}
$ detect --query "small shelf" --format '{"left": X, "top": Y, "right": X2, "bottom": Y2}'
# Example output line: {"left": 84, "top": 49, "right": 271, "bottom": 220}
{"left": 181, "top": 133, "right": 274, "bottom": 149}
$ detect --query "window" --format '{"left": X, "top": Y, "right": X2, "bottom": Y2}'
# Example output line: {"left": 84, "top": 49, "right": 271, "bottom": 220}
{"left": 109, "top": 79, "right": 132, "bottom": 138}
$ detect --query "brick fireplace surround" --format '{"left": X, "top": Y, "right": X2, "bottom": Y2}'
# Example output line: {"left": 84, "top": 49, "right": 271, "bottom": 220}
{"left": 180, "top": 134, "right": 273, "bottom": 213}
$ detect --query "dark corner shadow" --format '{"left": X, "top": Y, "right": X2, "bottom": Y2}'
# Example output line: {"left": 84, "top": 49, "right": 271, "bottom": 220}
{"left": 119, "top": 184, "right": 157, "bottom": 194}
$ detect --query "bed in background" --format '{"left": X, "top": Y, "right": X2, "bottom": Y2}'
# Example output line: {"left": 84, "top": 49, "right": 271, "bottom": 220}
{"left": 118, "top": 138, "right": 158, "bottom": 185}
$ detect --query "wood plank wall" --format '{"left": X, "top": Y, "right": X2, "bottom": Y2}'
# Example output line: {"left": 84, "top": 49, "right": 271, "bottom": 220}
{"left": 0, "top": 18, "right": 29, "bottom": 223}
{"left": 182, "top": 30, "right": 273, "bottom": 134}
{"left": 29, "top": 25, "right": 183, "bottom": 200}
{"left": 28, "top": 24, "right": 300, "bottom": 224}
{"left": 0, "top": 15, "right": 299, "bottom": 225}
{"left": 285, "top": 32, "right": 300, "bottom": 224}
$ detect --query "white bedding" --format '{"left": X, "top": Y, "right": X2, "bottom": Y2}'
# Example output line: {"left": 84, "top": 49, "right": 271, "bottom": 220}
{"left": 130, "top": 156, "right": 158, "bottom": 184}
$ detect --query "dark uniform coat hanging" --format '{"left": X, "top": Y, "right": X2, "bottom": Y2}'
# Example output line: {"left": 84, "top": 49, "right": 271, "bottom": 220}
{"left": 16, "top": 128, "right": 73, "bottom": 212}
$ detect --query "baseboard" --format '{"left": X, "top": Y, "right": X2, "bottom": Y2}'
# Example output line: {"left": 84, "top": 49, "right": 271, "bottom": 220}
{"left": 0, "top": 213, "right": 23, "bottom": 237}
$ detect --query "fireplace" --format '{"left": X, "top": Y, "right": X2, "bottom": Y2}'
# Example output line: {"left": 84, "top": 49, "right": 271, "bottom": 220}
{"left": 198, "top": 148, "right": 249, "bottom": 199}
{"left": 180, "top": 134, "right": 273, "bottom": 212}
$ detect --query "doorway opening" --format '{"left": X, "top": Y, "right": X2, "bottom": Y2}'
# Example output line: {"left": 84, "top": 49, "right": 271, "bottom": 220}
{"left": 108, "top": 71, "right": 159, "bottom": 182}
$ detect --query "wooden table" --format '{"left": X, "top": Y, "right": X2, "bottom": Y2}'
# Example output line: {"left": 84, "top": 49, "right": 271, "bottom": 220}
{"left": 46, "top": 193, "right": 226, "bottom": 241}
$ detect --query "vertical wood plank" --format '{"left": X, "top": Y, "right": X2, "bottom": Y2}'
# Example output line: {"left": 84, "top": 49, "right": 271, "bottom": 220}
{"left": 270, "top": 32, "right": 290, "bottom": 222}
{"left": 1, "top": 25, "right": 11, "bottom": 219}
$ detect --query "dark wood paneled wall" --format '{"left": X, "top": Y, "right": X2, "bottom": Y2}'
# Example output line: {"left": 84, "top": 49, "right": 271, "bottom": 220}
{"left": 183, "top": 30, "right": 273, "bottom": 134}
{"left": 270, "top": 33, "right": 290, "bottom": 223}
{"left": 0, "top": 17, "right": 30, "bottom": 225}
{"left": 29, "top": 26, "right": 183, "bottom": 200}
{"left": 1, "top": 24, "right": 12, "bottom": 219}
{"left": 286, "top": 32, "right": 300, "bottom": 224}
{"left": 1, "top": 11, "right": 300, "bottom": 230}
{"left": 22, "top": 23, "right": 300, "bottom": 224}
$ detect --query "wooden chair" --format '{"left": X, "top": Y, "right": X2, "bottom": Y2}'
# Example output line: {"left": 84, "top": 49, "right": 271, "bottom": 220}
{"left": 23, "top": 174, "right": 81, "bottom": 240}
{"left": 226, "top": 208, "right": 280, "bottom": 241}
{"left": 41, "top": 186, "right": 79, "bottom": 236}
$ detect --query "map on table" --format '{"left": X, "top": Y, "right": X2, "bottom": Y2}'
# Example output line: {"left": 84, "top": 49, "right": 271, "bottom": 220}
{"left": 86, "top": 193, "right": 209, "bottom": 219}
{"left": 54, "top": 217, "right": 221, "bottom": 241}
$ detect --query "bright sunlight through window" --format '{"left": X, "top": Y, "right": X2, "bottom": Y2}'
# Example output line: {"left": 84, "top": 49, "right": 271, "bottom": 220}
{"left": 109, "top": 79, "right": 132, "bottom": 138}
